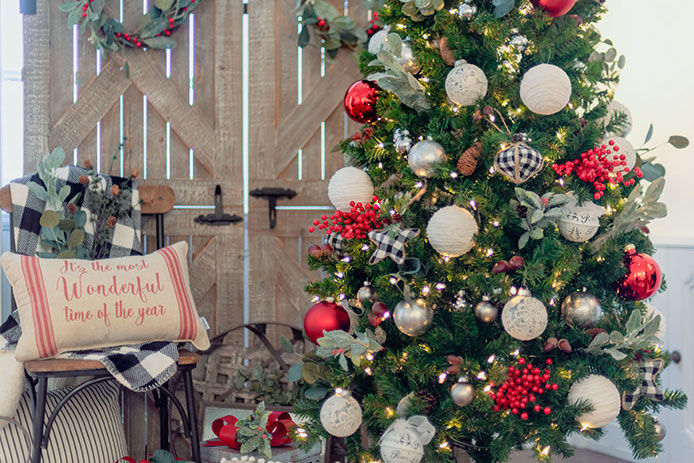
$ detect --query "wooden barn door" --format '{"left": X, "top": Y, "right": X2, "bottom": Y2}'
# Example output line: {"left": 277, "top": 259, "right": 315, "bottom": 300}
{"left": 247, "top": 0, "right": 365, "bottom": 337}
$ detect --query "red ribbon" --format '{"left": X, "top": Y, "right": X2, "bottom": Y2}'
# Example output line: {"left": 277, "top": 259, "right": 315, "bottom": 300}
{"left": 204, "top": 411, "right": 295, "bottom": 449}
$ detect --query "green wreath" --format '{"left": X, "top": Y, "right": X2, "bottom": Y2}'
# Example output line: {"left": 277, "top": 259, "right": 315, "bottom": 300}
{"left": 59, "top": 0, "right": 205, "bottom": 58}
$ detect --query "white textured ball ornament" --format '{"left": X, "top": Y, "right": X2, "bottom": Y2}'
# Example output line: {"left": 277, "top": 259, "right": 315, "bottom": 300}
{"left": 445, "top": 60, "right": 488, "bottom": 106}
{"left": 408, "top": 140, "right": 447, "bottom": 177}
{"left": 567, "top": 375, "right": 621, "bottom": 428}
{"left": 426, "top": 206, "right": 478, "bottom": 257}
{"left": 645, "top": 303, "right": 666, "bottom": 342}
{"left": 520, "top": 64, "right": 571, "bottom": 115}
{"left": 602, "top": 136, "right": 636, "bottom": 173}
{"left": 601, "top": 100, "right": 633, "bottom": 137}
{"left": 558, "top": 197, "right": 606, "bottom": 243}
{"left": 380, "top": 416, "right": 435, "bottom": 463}
{"left": 319, "top": 389, "right": 363, "bottom": 437}
{"left": 327, "top": 167, "right": 374, "bottom": 212}
{"left": 501, "top": 288, "right": 547, "bottom": 341}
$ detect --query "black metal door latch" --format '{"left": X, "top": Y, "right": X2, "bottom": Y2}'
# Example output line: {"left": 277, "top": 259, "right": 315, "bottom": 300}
{"left": 249, "top": 187, "right": 297, "bottom": 229}
{"left": 194, "top": 185, "right": 242, "bottom": 226}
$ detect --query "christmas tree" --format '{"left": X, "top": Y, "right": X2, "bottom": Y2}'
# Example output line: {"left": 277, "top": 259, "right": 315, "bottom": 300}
{"left": 290, "top": 1, "right": 688, "bottom": 462}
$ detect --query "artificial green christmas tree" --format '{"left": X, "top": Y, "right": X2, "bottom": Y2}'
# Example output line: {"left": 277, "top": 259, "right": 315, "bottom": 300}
{"left": 290, "top": 1, "right": 688, "bottom": 462}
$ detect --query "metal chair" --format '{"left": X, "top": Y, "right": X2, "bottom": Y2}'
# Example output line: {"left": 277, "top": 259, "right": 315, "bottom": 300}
{"left": 0, "top": 184, "right": 202, "bottom": 463}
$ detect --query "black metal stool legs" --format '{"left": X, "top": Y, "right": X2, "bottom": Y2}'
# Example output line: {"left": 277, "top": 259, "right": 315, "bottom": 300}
{"left": 159, "top": 381, "right": 170, "bottom": 451}
{"left": 182, "top": 369, "right": 201, "bottom": 463}
{"left": 30, "top": 377, "right": 48, "bottom": 463}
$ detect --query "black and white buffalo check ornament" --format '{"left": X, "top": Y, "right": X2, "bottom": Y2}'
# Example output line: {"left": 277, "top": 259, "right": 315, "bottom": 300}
{"left": 622, "top": 359, "right": 665, "bottom": 410}
{"left": 368, "top": 226, "right": 420, "bottom": 265}
{"left": 494, "top": 141, "right": 544, "bottom": 184}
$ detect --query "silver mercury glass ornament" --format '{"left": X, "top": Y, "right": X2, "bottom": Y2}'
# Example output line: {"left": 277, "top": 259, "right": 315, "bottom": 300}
{"left": 474, "top": 296, "right": 498, "bottom": 323}
{"left": 357, "top": 281, "right": 376, "bottom": 305}
{"left": 561, "top": 292, "right": 603, "bottom": 328}
{"left": 508, "top": 29, "right": 529, "bottom": 53}
{"left": 393, "top": 298, "right": 434, "bottom": 336}
{"left": 393, "top": 128, "right": 413, "bottom": 154}
{"left": 451, "top": 380, "right": 475, "bottom": 407}
{"left": 408, "top": 139, "right": 447, "bottom": 178}
{"left": 654, "top": 417, "right": 666, "bottom": 441}
{"left": 457, "top": 1, "right": 478, "bottom": 20}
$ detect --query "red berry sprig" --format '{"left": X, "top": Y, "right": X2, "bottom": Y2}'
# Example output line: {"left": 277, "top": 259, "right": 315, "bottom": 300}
{"left": 366, "top": 13, "right": 381, "bottom": 36}
{"left": 308, "top": 196, "right": 383, "bottom": 239}
{"left": 488, "top": 357, "right": 558, "bottom": 420}
{"left": 552, "top": 141, "right": 643, "bottom": 200}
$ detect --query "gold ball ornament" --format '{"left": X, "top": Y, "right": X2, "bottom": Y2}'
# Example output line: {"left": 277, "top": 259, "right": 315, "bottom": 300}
{"left": 567, "top": 375, "right": 621, "bottom": 428}
{"left": 520, "top": 64, "right": 571, "bottom": 115}
{"left": 319, "top": 389, "right": 363, "bottom": 437}
{"left": 327, "top": 167, "right": 374, "bottom": 212}
{"left": 445, "top": 59, "right": 488, "bottom": 106}
{"left": 561, "top": 292, "right": 603, "bottom": 328}
{"left": 426, "top": 206, "right": 478, "bottom": 257}
{"left": 501, "top": 288, "right": 547, "bottom": 341}
{"left": 451, "top": 381, "right": 475, "bottom": 407}
{"left": 474, "top": 299, "right": 498, "bottom": 323}
{"left": 394, "top": 298, "right": 434, "bottom": 336}
{"left": 408, "top": 139, "right": 447, "bottom": 177}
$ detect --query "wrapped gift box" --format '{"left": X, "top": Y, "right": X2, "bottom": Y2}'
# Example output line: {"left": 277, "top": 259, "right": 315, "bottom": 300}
{"left": 201, "top": 443, "right": 321, "bottom": 463}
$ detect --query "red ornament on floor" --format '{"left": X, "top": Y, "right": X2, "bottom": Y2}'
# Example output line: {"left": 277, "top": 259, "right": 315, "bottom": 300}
{"left": 531, "top": 0, "right": 577, "bottom": 17}
{"left": 304, "top": 301, "right": 351, "bottom": 344}
{"left": 617, "top": 245, "right": 662, "bottom": 300}
{"left": 344, "top": 80, "right": 381, "bottom": 124}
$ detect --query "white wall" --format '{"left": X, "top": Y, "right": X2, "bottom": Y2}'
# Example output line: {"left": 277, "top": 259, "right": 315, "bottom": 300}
{"left": 599, "top": 0, "right": 694, "bottom": 246}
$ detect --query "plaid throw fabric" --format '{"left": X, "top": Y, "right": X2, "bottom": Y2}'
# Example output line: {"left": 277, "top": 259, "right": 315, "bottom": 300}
{"left": 494, "top": 142, "right": 544, "bottom": 185}
{"left": 368, "top": 227, "right": 419, "bottom": 265}
{"left": 622, "top": 359, "right": 665, "bottom": 410}
{"left": 0, "top": 166, "right": 178, "bottom": 392}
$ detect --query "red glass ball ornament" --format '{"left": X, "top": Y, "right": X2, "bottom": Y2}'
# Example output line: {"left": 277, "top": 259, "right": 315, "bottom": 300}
{"left": 617, "top": 245, "right": 662, "bottom": 300}
{"left": 344, "top": 80, "right": 381, "bottom": 124}
{"left": 303, "top": 301, "right": 351, "bottom": 344}
{"left": 531, "top": 0, "right": 577, "bottom": 17}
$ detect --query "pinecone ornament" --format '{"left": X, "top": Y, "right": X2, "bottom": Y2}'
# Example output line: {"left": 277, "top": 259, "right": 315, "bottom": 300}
{"left": 439, "top": 37, "right": 456, "bottom": 66}
{"left": 586, "top": 327, "right": 608, "bottom": 338}
{"left": 415, "top": 390, "right": 438, "bottom": 415}
{"left": 457, "top": 142, "right": 482, "bottom": 176}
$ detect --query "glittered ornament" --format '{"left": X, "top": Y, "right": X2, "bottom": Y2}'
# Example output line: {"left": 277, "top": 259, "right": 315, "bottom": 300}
{"left": 319, "top": 389, "right": 363, "bottom": 437}
{"left": 501, "top": 288, "right": 548, "bottom": 341}
{"left": 558, "top": 196, "right": 606, "bottom": 242}
{"left": 601, "top": 100, "right": 633, "bottom": 137}
{"left": 357, "top": 281, "right": 376, "bottom": 305}
{"left": 426, "top": 206, "right": 478, "bottom": 257}
{"left": 457, "top": 1, "right": 478, "bottom": 20}
{"left": 531, "top": 0, "right": 577, "bottom": 17}
{"left": 408, "top": 139, "right": 447, "bottom": 177}
{"left": 394, "top": 128, "right": 413, "bottom": 154}
{"left": 456, "top": 141, "right": 482, "bottom": 176}
{"left": 327, "top": 167, "right": 374, "bottom": 212}
{"left": 451, "top": 381, "right": 475, "bottom": 407}
{"left": 567, "top": 375, "right": 621, "bottom": 428}
{"left": 380, "top": 416, "right": 435, "bottom": 463}
{"left": 344, "top": 80, "right": 381, "bottom": 124}
{"left": 508, "top": 30, "right": 529, "bottom": 53}
{"left": 520, "top": 64, "right": 571, "bottom": 115}
{"left": 617, "top": 245, "right": 662, "bottom": 301}
{"left": 304, "top": 301, "right": 351, "bottom": 344}
{"left": 561, "top": 292, "right": 603, "bottom": 328}
{"left": 445, "top": 59, "right": 488, "bottom": 106}
{"left": 474, "top": 298, "right": 499, "bottom": 323}
{"left": 654, "top": 417, "right": 667, "bottom": 441}
{"left": 394, "top": 298, "right": 434, "bottom": 336}
{"left": 601, "top": 136, "right": 636, "bottom": 173}
{"left": 494, "top": 141, "right": 544, "bottom": 184}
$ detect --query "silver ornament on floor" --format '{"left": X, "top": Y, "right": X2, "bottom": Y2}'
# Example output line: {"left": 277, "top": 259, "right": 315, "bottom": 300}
{"left": 457, "top": 1, "right": 478, "bottom": 20}
{"left": 474, "top": 298, "right": 498, "bottom": 323}
{"left": 561, "top": 292, "right": 603, "bottom": 328}
{"left": 394, "top": 128, "right": 413, "bottom": 154}
{"left": 408, "top": 139, "right": 447, "bottom": 178}
{"left": 654, "top": 417, "right": 666, "bottom": 441}
{"left": 394, "top": 298, "right": 434, "bottom": 336}
{"left": 451, "top": 381, "right": 475, "bottom": 407}
{"left": 357, "top": 281, "right": 376, "bottom": 305}
{"left": 508, "top": 29, "right": 529, "bottom": 52}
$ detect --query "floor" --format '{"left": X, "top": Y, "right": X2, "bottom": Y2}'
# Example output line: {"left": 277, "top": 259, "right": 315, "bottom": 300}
{"left": 509, "top": 449, "right": 629, "bottom": 462}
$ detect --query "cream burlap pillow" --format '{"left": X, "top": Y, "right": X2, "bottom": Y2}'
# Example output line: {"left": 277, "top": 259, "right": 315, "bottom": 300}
{"left": 1, "top": 241, "right": 210, "bottom": 361}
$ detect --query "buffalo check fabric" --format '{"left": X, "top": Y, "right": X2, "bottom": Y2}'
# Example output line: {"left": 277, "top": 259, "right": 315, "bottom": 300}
{"left": 494, "top": 142, "right": 544, "bottom": 185}
{"left": 622, "top": 359, "right": 665, "bottom": 410}
{"left": 0, "top": 166, "right": 180, "bottom": 392}
{"left": 367, "top": 227, "right": 420, "bottom": 265}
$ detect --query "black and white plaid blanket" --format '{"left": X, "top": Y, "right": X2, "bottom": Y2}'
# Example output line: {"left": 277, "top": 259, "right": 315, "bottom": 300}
{"left": 0, "top": 166, "right": 178, "bottom": 392}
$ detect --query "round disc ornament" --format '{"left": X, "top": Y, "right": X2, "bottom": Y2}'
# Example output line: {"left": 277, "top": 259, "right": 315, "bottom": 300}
{"left": 319, "top": 389, "right": 363, "bottom": 437}
{"left": 617, "top": 245, "right": 662, "bottom": 300}
{"left": 426, "top": 206, "right": 478, "bottom": 257}
{"left": 558, "top": 197, "right": 606, "bottom": 242}
{"left": 408, "top": 139, "right": 447, "bottom": 177}
{"left": 520, "top": 64, "right": 571, "bottom": 115}
{"left": 327, "top": 167, "right": 374, "bottom": 212}
{"left": 561, "top": 293, "right": 603, "bottom": 328}
{"left": 393, "top": 298, "right": 434, "bottom": 336}
{"left": 501, "top": 288, "right": 548, "bottom": 341}
{"left": 567, "top": 375, "right": 621, "bottom": 428}
{"left": 494, "top": 141, "right": 544, "bottom": 184}
{"left": 344, "top": 80, "right": 381, "bottom": 124}
{"left": 445, "top": 60, "right": 488, "bottom": 106}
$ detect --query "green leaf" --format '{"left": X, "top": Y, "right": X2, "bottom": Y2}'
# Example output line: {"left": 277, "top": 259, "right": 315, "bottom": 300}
{"left": 280, "top": 335, "right": 294, "bottom": 353}
{"left": 143, "top": 37, "right": 177, "bottom": 49}
{"left": 332, "top": 16, "right": 355, "bottom": 30}
{"left": 36, "top": 251, "right": 57, "bottom": 258}
{"left": 304, "top": 385, "right": 330, "bottom": 400}
{"left": 617, "top": 55, "right": 626, "bottom": 69}
{"left": 58, "top": 1, "right": 80, "bottom": 12}
{"left": 124, "top": 61, "right": 130, "bottom": 78}
{"left": 58, "top": 218, "right": 75, "bottom": 232}
{"left": 73, "top": 210, "right": 87, "bottom": 227}
{"left": 68, "top": 229, "right": 85, "bottom": 248}
{"left": 154, "top": 0, "right": 175, "bottom": 10}
{"left": 644, "top": 202, "right": 667, "bottom": 218}
{"left": 149, "top": 450, "right": 176, "bottom": 463}
{"left": 45, "top": 147, "right": 66, "bottom": 170}
{"left": 27, "top": 182, "right": 49, "bottom": 201}
{"left": 626, "top": 309, "right": 642, "bottom": 334}
{"left": 298, "top": 25, "right": 310, "bottom": 48}
{"left": 530, "top": 228, "right": 544, "bottom": 240}
{"left": 641, "top": 162, "right": 666, "bottom": 181}
{"left": 40, "top": 210, "right": 60, "bottom": 228}
{"left": 518, "top": 232, "right": 530, "bottom": 249}
{"left": 288, "top": 363, "right": 303, "bottom": 382}
{"left": 90, "top": 0, "right": 105, "bottom": 15}
{"left": 338, "top": 353, "right": 349, "bottom": 371}
{"left": 58, "top": 185, "right": 71, "bottom": 202}
{"left": 67, "top": 8, "right": 82, "bottom": 28}
{"left": 588, "top": 331, "right": 610, "bottom": 349}
{"left": 57, "top": 250, "right": 76, "bottom": 259}
{"left": 530, "top": 209, "right": 544, "bottom": 224}
{"left": 609, "top": 331, "right": 625, "bottom": 344}
{"left": 312, "top": 0, "right": 340, "bottom": 21}
{"left": 668, "top": 135, "right": 690, "bottom": 149}
{"left": 645, "top": 177, "right": 665, "bottom": 202}
{"left": 644, "top": 124, "right": 654, "bottom": 144}
{"left": 605, "top": 48, "right": 617, "bottom": 62}
{"left": 606, "top": 348, "right": 627, "bottom": 360}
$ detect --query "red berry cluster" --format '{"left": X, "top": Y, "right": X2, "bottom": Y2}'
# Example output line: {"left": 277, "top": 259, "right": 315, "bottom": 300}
{"left": 308, "top": 196, "right": 383, "bottom": 239}
{"left": 552, "top": 141, "right": 643, "bottom": 200}
{"left": 488, "top": 357, "right": 558, "bottom": 420}
{"left": 81, "top": 0, "right": 93, "bottom": 18}
{"left": 316, "top": 17, "right": 327, "bottom": 28}
{"left": 115, "top": 32, "right": 143, "bottom": 48}
{"left": 366, "top": 13, "right": 381, "bottom": 36}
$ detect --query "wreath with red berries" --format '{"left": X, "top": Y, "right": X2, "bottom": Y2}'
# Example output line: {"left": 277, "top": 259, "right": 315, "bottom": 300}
{"left": 59, "top": 0, "right": 205, "bottom": 73}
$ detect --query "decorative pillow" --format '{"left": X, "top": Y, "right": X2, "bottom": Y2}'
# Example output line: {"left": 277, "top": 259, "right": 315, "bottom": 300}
{"left": 0, "top": 381, "right": 128, "bottom": 463}
{"left": 1, "top": 241, "right": 210, "bottom": 361}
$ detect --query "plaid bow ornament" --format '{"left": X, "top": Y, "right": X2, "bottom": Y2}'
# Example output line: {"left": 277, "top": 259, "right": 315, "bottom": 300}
{"left": 367, "top": 225, "right": 420, "bottom": 265}
{"left": 622, "top": 358, "right": 665, "bottom": 410}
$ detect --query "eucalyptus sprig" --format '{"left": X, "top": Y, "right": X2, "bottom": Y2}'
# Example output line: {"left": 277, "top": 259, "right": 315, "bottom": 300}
{"left": 234, "top": 401, "right": 274, "bottom": 458}
{"left": 511, "top": 188, "right": 570, "bottom": 249}
{"left": 315, "top": 328, "right": 384, "bottom": 371}
{"left": 582, "top": 309, "right": 661, "bottom": 361}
